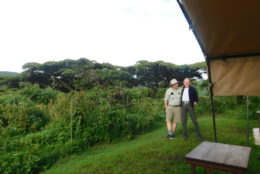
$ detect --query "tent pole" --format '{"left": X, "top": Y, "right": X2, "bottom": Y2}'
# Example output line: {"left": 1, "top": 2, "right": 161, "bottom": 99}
{"left": 246, "top": 96, "right": 250, "bottom": 146}
{"left": 205, "top": 54, "right": 217, "bottom": 142}
{"left": 205, "top": 57, "right": 217, "bottom": 142}
{"left": 209, "top": 85, "right": 217, "bottom": 142}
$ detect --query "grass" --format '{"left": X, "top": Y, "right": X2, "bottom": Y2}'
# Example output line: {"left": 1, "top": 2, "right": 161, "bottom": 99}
{"left": 42, "top": 114, "right": 260, "bottom": 174}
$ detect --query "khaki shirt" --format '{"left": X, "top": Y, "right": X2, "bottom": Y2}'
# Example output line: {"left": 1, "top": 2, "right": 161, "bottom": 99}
{"left": 164, "top": 87, "right": 182, "bottom": 106}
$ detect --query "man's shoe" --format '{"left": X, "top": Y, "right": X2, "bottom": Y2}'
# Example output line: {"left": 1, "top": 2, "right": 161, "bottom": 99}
{"left": 167, "top": 135, "right": 173, "bottom": 139}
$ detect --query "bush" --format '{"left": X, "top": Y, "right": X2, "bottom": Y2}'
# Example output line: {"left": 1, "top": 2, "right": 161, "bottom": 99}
{"left": 0, "top": 151, "right": 41, "bottom": 174}
{"left": 195, "top": 96, "right": 238, "bottom": 115}
{"left": 20, "top": 83, "right": 57, "bottom": 104}
{"left": 249, "top": 96, "right": 260, "bottom": 119}
{"left": 0, "top": 87, "right": 163, "bottom": 173}
{"left": 0, "top": 100, "right": 49, "bottom": 135}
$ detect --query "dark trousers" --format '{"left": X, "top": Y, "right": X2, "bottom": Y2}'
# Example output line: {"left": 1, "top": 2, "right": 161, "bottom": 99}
{"left": 181, "top": 103, "right": 202, "bottom": 138}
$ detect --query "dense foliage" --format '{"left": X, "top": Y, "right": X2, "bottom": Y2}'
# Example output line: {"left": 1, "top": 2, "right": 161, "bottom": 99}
{"left": 0, "top": 58, "right": 205, "bottom": 92}
{"left": 0, "top": 85, "right": 163, "bottom": 173}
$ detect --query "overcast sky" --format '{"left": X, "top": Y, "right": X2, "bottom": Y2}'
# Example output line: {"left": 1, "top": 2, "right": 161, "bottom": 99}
{"left": 0, "top": 0, "right": 204, "bottom": 72}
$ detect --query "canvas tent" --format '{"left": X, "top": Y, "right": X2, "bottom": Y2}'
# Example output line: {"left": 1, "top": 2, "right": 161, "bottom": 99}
{"left": 177, "top": 0, "right": 260, "bottom": 96}
{"left": 176, "top": 0, "right": 260, "bottom": 142}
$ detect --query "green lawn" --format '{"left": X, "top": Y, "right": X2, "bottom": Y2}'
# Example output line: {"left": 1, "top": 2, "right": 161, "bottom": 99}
{"left": 42, "top": 115, "right": 260, "bottom": 174}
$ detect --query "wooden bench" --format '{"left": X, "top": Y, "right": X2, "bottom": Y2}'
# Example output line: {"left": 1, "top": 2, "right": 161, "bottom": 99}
{"left": 185, "top": 141, "right": 251, "bottom": 174}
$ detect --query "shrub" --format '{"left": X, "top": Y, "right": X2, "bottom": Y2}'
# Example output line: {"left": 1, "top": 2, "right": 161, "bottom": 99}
{"left": 0, "top": 100, "right": 49, "bottom": 135}
{"left": 249, "top": 96, "right": 260, "bottom": 119}
{"left": 195, "top": 96, "right": 238, "bottom": 115}
{"left": 0, "top": 151, "right": 41, "bottom": 174}
{"left": 20, "top": 83, "right": 57, "bottom": 104}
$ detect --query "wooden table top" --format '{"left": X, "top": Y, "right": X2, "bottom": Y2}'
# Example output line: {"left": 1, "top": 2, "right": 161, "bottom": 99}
{"left": 185, "top": 141, "right": 251, "bottom": 169}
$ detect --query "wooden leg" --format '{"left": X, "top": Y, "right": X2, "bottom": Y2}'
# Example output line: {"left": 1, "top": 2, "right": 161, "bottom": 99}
{"left": 191, "top": 164, "right": 196, "bottom": 174}
{"left": 206, "top": 168, "right": 212, "bottom": 174}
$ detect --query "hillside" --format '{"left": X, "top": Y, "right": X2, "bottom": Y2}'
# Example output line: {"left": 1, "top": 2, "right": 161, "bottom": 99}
{"left": 0, "top": 71, "right": 19, "bottom": 76}
{"left": 42, "top": 114, "right": 260, "bottom": 174}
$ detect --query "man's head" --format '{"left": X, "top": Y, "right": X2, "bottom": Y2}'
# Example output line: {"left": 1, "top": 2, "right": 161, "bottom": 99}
{"left": 183, "top": 78, "right": 191, "bottom": 88}
{"left": 170, "top": 79, "right": 179, "bottom": 89}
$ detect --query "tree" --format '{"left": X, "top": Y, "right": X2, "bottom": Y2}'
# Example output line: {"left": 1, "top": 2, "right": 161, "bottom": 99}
{"left": 132, "top": 60, "right": 203, "bottom": 89}
{"left": 19, "top": 58, "right": 205, "bottom": 92}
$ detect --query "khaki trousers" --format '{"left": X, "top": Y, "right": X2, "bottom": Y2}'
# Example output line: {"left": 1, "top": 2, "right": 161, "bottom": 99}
{"left": 166, "top": 106, "right": 181, "bottom": 123}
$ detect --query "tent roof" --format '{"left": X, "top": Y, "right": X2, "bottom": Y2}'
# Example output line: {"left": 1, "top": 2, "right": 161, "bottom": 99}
{"left": 178, "top": 0, "right": 260, "bottom": 96}
{"left": 180, "top": 0, "right": 260, "bottom": 58}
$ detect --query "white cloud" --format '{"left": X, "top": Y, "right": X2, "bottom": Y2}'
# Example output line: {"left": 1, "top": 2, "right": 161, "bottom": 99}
{"left": 0, "top": 0, "right": 204, "bottom": 72}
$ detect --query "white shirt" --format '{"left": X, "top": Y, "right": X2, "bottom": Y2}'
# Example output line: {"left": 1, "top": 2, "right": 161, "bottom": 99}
{"left": 182, "top": 87, "right": 189, "bottom": 102}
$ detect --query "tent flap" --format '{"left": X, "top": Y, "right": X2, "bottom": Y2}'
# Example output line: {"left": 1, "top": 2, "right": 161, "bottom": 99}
{"left": 210, "top": 56, "right": 260, "bottom": 96}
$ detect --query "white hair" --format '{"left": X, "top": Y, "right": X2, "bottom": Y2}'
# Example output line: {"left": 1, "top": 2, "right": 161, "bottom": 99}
{"left": 184, "top": 78, "right": 190, "bottom": 82}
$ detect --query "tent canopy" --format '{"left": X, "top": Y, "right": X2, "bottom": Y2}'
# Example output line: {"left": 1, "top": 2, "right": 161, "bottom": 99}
{"left": 178, "top": 0, "right": 260, "bottom": 96}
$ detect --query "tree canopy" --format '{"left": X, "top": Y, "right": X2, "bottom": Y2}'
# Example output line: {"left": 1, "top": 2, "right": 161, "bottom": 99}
{"left": 1, "top": 58, "right": 206, "bottom": 92}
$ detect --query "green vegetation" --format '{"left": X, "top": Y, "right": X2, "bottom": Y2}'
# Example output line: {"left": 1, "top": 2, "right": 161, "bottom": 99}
{"left": 0, "top": 85, "right": 162, "bottom": 173}
{"left": 42, "top": 115, "right": 260, "bottom": 174}
{"left": 0, "top": 58, "right": 259, "bottom": 174}
{"left": 0, "top": 58, "right": 204, "bottom": 91}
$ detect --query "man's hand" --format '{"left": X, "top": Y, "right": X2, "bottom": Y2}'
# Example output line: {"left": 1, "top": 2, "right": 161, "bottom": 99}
{"left": 194, "top": 102, "right": 197, "bottom": 105}
{"left": 165, "top": 107, "right": 168, "bottom": 113}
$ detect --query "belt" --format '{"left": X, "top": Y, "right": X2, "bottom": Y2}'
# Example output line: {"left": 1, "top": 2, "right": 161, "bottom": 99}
{"left": 170, "top": 105, "right": 180, "bottom": 107}
{"left": 182, "top": 101, "right": 189, "bottom": 104}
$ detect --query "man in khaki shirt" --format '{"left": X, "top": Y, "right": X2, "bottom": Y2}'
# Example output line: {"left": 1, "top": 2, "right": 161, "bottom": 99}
{"left": 164, "top": 79, "right": 182, "bottom": 139}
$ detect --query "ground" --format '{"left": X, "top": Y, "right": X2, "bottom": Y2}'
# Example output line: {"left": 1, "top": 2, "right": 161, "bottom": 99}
{"left": 42, "top": 114, "right": 260, "bottom": 174}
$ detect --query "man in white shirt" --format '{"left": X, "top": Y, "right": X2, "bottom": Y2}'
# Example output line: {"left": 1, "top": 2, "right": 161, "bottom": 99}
{"left": 164, "top": 79, "right": 182, "bottom": 139}
{"left": 181, "top": 78, "right": 203, "bottom": 141}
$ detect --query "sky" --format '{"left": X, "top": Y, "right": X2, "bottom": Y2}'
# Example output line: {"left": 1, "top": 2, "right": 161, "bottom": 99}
{"left": 0, "top": 0, "right": 204, "bottom": 72}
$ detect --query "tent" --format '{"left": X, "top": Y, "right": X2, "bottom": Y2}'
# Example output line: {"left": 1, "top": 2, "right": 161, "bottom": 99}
{"left": 176, "top": 0, "right": 260, "bottom": 142}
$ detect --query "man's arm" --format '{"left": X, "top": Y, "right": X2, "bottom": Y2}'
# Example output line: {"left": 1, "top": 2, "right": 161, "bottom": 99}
{"left": 164, "top": 89, "right": 169, "bottom": 112}
{"left": 164, "top": 100, "right": 168, "bottom": 113}
{"left": 194, "top": 88, "right": 198, "bottom": 102}
{"left": 193, "top": 87, "right": 199, "bottom": 105}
